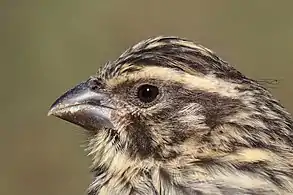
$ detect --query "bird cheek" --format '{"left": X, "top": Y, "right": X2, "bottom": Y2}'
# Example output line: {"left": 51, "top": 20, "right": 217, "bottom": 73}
{"left": 109, "top": 110, "right": 130, "bottom": 131}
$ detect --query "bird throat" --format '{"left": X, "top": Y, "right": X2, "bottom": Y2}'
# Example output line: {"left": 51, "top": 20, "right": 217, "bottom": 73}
{"left": 86, "top": 129, "right": 150, "bottom": 195}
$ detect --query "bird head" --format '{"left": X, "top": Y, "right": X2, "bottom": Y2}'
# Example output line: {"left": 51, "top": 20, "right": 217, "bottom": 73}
{"left": 48, "top": 37, "right": 293, "bottom": 194}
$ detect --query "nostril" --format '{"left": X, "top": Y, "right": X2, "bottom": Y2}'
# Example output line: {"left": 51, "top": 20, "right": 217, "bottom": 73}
{"left": 88, "top": 77, "right": 103, "bottom": 91}
{"left": 92, "top": 86, "right": 98, "bottom": 90}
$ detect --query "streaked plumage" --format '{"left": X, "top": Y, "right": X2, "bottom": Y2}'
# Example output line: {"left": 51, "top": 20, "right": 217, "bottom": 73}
{"left": 49, "top": 36, "right": 293, "bottom": 195}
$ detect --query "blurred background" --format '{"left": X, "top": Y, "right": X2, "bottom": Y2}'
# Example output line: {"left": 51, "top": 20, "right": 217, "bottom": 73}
{"left": 1, "top": 1, "right": 293, "bottom": 195}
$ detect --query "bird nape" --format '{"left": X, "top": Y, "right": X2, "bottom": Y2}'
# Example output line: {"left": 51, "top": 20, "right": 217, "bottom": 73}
{"left": 48, "top": 36, "right": 293, "bottom": 195}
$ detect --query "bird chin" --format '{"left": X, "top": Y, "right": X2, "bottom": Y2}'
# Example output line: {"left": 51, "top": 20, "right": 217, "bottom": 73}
{"left": 49, "top": 104, "right": 114, "bottom": 131}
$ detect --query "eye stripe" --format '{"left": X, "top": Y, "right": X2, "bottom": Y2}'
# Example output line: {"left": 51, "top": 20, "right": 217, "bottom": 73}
{"left": 107, "top": 66, "right": 242, "bottom": 98}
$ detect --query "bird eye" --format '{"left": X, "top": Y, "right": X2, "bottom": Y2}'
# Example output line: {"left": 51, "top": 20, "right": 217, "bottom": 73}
{"left": 137, "top": 84, "right": 159, "bottom": 103}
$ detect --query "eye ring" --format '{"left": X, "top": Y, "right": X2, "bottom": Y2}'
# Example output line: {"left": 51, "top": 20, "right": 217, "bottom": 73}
{"left": 137, "top": 84, "right": 159, "bottom": 103}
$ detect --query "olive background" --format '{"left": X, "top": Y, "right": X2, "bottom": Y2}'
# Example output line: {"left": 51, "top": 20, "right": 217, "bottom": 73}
{"left": 1, "top": 1, "right": 292, "bottom": 195}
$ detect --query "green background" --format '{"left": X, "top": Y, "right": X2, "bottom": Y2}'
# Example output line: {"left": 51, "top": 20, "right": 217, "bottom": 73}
{"left": 1, "top": 1, "right": 292, "bottom": 195}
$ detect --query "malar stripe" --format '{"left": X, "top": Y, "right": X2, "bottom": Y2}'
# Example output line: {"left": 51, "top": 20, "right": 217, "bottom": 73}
{"left": 107, "top": 66, "right": 241, "bottom": 98}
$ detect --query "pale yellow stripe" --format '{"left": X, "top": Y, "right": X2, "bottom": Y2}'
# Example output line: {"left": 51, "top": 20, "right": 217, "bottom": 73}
{"left": 107, "top": 66, "right": 241, "bottom": 98}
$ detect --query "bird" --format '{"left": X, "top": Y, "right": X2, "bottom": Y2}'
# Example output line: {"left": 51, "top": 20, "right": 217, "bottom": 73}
{"left": 48, "top": 36, "right": 293, "bottom": 195}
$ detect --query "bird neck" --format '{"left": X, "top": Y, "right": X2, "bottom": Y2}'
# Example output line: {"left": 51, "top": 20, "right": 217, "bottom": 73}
{"left": 86, "top": 127, "right": 293, "bottom": 195}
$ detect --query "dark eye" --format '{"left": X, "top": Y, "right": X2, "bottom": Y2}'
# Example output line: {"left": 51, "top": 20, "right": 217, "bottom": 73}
{"left": 137, "top": 84, "right": 159, "bottom": 103}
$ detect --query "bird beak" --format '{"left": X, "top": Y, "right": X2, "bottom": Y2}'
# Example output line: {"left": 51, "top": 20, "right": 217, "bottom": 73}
{"left": 48, "top": 80, "right": 114, "bottom": 131}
